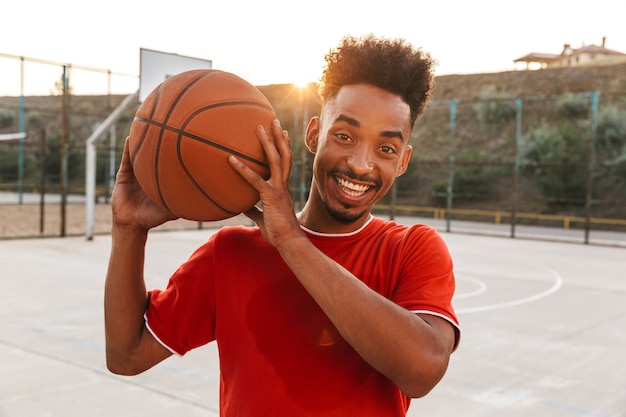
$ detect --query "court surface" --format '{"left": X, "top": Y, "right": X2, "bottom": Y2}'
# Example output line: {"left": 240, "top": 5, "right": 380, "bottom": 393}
{"left": 1, "top": 216, "right": 624, "bottom": 417}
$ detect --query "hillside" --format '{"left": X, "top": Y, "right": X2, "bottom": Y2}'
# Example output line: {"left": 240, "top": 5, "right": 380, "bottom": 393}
{"left": 431, "top": 61, "right": 626, "bottom": 100}
{"left": 2, "top": 61, "right": 626, "bottom": 133}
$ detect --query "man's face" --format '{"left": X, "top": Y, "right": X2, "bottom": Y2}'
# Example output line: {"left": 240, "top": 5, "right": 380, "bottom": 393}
{"left": 306, "top": 84, "right": 413, "bottom": 228}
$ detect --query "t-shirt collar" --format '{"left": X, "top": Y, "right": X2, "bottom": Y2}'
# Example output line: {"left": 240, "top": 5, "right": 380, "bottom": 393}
{"left": 298, "top": 214, "right": 374, "bottom": 237}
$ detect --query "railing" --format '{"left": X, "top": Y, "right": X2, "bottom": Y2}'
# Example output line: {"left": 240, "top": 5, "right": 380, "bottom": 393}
{"left": 376, "top": 204, "right": 626, "bottom": 230}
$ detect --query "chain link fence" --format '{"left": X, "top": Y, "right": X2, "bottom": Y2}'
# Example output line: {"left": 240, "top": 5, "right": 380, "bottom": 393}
{"left": 1, "top": 53, "right": 625, "bottom": 242}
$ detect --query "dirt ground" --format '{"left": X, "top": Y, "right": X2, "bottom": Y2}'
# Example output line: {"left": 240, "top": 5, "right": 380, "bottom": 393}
{"left": 0, "top": 203, "right": 252, "bottom": 239}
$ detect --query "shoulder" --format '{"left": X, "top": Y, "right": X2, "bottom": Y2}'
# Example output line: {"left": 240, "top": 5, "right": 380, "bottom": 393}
{"left": 370, "top": 216, "right": 443, "bottom": 243}
{"left": 214, "top": 224, "right": 261, "bottom": 238}
{"left": 369, "top": 217, "right": 452, "bottom": 263}
{"left": 178, "top": 225, "right": 272, "bottom": 273}
{"left": 184, "top": 225, "right": 264, "bottom": 259}
{"left": 209, "top": 224, "right": 271, "bottom": 253}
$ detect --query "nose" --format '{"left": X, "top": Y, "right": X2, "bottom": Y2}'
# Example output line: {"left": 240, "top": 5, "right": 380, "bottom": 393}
{"left": 346, "top": 144, "right": 374, "bottom": 174}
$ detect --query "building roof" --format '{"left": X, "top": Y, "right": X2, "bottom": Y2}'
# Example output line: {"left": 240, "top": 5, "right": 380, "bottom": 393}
{"left": 514, "top": 53, "right": 560, "bottom": 64}
{"left": 513, "top": 37, "right": 626, "bottom": 65}
{"left": 574, "top": 44, "right": 625, "bottom": 56}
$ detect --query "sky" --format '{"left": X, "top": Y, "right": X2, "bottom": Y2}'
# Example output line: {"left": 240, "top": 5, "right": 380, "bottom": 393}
{"left": 1, "top": 0, "right": 625, "bottom": 96}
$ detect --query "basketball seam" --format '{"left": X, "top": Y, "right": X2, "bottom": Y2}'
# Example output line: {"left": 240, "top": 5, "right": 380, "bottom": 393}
{"left": 154, "top": 70, "right": 212, "bottom": 213}
{"left": 130, "top": 85, "right": 162, "bottom": 165}
{"left": 135, "top": 104, "right": 271, "bottom": 169}
{"left": 175, "top": 134, "right": 239, "bottom": 216}
{"left": 172, "top": 99, "right": 272, "bottom": 215}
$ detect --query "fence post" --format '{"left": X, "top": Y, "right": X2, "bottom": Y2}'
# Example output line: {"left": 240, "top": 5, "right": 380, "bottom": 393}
{"left": 39, "top": 128, "right": 46, "bottom": 234}
{"left": 17, "top": 57, "right": 26, "bottom": 204}
{"left": 60, "top": 65, "right": 71, "bottom": 237}
{"left": 583, "top": 92, "right": 599, "bottom": 244}
{"left": 511, "top": 98, "right": 523, "bottom": 238}
{"left": 445, "top": 100, "right": 459, "bottom": 233}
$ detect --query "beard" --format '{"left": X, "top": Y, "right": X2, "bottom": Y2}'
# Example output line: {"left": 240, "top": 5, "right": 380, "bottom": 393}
{"left": 322, "top": 199, "right": 369, "bottom": 225}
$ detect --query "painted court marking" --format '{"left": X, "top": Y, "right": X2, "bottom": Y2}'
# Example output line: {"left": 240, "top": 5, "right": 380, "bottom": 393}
{"left": 454, "top": 262, "right": 564, "bottom": 315}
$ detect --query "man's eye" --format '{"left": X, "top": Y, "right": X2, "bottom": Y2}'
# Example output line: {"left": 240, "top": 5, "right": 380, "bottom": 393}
{"left": 336, "top": 133, "right": 351, "bottom": 141}
{"left": 380, "top": 146, "right": 397, "bottom": 154}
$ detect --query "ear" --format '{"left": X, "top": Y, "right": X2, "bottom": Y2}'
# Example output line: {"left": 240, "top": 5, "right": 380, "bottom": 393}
{"left": 305, "top": 116, "right": 320, "bottom": 153}
{"left": 396, "top": 145, "right": 412, "bottom": 177}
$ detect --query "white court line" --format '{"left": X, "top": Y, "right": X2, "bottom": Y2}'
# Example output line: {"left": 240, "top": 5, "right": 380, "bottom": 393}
{"left": 453, "top": 275, "right": 487, "bottom": 299}
{"left": 456, "top": 264, "right": 563, "bottom": 314}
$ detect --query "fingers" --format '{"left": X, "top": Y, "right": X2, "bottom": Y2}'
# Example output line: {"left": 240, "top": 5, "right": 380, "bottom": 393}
{"left": 115, "top": 137, "right": 133, "bottom": 181}
{"left": 229, "top": 119, "right": 291, "bottom": 189}
{"left": 228, "top": 154, "right": 266, "bottom": 188}
{"left": 122, "top": 136, "right": 132, "bottom": 160}
{"left": 263, "top": 119, "right": 292, "bottom": 184}
{"left": 274, "top": 122, "right": 292, "bottom": 181}
{"left": 258, "top": 121, "right": 281, "bottom": 175}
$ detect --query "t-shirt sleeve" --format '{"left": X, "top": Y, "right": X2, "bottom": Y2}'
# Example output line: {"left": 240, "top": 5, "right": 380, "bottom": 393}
{"left": 145, "top": 238, "right": 217, "bottom": 356}
{"left": 392, "top": 226, "right": 460, "bottom": 349}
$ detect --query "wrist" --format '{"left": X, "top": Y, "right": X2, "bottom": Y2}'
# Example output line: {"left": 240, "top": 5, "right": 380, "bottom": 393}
{"left": 111, "top": 222, "right": 150, "bottom": 242}
{"left": 274, "top": 232, "right": 311, "bottom": 256}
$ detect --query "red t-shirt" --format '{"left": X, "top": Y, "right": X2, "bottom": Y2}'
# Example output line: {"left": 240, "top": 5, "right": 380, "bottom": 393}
{"left": 146, "top": 216, "right": 459, "bottom": 416}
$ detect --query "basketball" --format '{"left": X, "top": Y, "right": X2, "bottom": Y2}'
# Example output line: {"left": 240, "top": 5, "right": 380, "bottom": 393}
{"left": 127, "top": 69, "right": 275, "bottom": 222}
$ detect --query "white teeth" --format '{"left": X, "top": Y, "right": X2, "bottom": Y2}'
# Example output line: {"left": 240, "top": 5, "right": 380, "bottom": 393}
{"left": 337, "top": 178, "right": 370, "bottom": 195}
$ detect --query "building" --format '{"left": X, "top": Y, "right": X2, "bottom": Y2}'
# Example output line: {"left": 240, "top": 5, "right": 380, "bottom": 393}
{"left": 514, "top": 37, "right": 626, "bottom": 70}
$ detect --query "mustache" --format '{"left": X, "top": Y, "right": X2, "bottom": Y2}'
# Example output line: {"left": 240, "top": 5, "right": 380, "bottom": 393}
{"left": 329, "top": 168, "right": 381, "bottom": 189}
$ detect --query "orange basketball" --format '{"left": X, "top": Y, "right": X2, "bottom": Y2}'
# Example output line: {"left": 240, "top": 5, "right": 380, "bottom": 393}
{"left": 127, "top": 69, "right": 275, "bottom": 222}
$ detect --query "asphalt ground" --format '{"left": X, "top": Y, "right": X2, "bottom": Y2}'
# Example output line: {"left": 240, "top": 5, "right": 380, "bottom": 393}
{"left": 0, "top": 216, "right": 624, "bottom": 417}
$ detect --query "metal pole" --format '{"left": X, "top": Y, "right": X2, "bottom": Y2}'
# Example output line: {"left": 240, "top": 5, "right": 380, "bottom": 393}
{"left": 107, "top": 70, "right": 115, "bottom": 202}
{"left": 511, "top": 99, "right": 523, "bottom": 238}
{"left": 39, "top": 128, "right": 46, "bottom": 234}
{"left": 60, "top": 65, "right": 70, "bottom": 237}
{"left": 108, "top": 125, "right": 116, "bottom": 199}
{"left": 85, "top": 91, "right": 138, "bottom": 240}
{"left": 445, "top": 100, "right": 459, "bottom": 233}
{"left": 18, "top": 57, "right": 25, "bottom": 204}
{"left": 583, "top": 92, "right": 599, "bottom": 244}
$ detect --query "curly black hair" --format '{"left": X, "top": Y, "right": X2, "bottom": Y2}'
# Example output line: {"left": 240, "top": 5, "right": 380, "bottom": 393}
{"left": 318, "top": 34, "right": 436, "bottom": 127}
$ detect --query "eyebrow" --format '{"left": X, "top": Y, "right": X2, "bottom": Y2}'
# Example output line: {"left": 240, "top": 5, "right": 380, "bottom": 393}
{"left": 334, "top": 114, "right": 404, "bottom": 141}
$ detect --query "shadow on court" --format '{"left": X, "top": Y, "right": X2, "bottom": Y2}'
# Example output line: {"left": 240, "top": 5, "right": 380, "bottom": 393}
{"left": 0, "top": 217, "right": 624, "bottom": 416}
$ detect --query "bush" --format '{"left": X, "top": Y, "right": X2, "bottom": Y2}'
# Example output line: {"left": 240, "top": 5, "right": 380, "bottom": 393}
{"left": 596, "top": 106, "right": 626, "bottom": 164}
{"left": 557, "top": 93, "right": 590, "bottom": 119}
{"left": 431, "top": 150, "right": 503, "bottom": 204}
{"left": 474, "top": 86, "right": 517, "bottom": 128}
{"left": 0, "top": 108, "right": 16, "bottom": 129}
{"left": 522, "top": 123, "right": 588, "bottom": 206}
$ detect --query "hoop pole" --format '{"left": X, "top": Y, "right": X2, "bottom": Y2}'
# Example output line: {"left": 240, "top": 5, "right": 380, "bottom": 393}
{"left": 85, "top": 91, "right": 138, "bottom": 240}
{"left": 18, "top": 57, "right": 25, "bottom": 203}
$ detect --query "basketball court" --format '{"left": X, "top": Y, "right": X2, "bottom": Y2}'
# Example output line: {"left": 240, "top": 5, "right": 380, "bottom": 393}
{"left": 0, "top": 217, "right": 624, "bottom": 416}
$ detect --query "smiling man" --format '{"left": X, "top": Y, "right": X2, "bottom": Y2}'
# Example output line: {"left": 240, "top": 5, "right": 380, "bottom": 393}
{"left": 105, "top": 34, "right": 460, "bottom": 416}
{"left": 302, "top": 84, "right": 412, "bottom": 230}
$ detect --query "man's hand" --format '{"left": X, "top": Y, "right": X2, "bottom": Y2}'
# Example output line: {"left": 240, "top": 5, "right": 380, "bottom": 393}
{"left": 228, "top": 120, "right": 304, "bottom": 249}
{"left": 111, "top": 138, "right": 178, "bottom": 232}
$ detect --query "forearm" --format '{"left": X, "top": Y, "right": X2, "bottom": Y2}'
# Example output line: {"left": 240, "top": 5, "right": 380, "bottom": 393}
{"left": 104, "top": 225, "right": 151, "bottom": 366}
{"left": 276, "top": 236, "right": 452, "bottom": 397}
